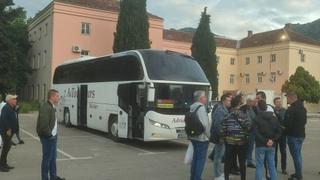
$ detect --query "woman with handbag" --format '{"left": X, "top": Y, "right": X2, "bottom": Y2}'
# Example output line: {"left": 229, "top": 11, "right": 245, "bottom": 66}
{"left": 221, "top": 94, "right": 252, "bottom": 180}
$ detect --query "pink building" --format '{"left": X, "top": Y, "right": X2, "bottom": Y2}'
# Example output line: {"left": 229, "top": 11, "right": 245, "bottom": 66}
{"left": 25, "top": 0, "right": 320, "bottom": 113}
{"left": 25, "top": 0, "right": 235, "bottom": 101}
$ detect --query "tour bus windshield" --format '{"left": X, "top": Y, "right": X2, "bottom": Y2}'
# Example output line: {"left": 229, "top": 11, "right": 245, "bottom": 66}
{"left": 140, "top": 50, "right": 209, "bottom": 83}
{"left": 154, "top": 83, "right": 209, "bottom": 110}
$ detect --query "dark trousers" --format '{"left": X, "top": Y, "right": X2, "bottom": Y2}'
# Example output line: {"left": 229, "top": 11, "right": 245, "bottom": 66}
{"left": 0, "top": 132, "right": 13, "bottom": 166}
{"left": 224, "top": 143, "right": 248, "bottom": 180}
{"left": 275, "top": 135, "right": 287, "bottom": 171}
{"left": 40, "top": 136, "right": 57, "bottom": 180}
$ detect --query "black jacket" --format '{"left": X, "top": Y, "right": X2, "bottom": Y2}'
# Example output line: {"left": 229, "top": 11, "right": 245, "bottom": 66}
{"left": 284, "top": 100, "right": 307, "bottom": 138}
{"left": 253, "top": 111, "right": 282, "bottom": 147}
{"left": 0, "top": 104, "right": 18, "bottom": 134}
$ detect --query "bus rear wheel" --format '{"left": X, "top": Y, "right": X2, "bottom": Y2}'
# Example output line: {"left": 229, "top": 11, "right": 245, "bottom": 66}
{"left": 64, "top": 109, "right": 71, "bottom": 128}
{"left": 109, "top": 116, "right": 119, "bottom": 142}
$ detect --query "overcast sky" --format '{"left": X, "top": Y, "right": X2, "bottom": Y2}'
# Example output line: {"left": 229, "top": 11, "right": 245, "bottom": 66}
{"left": 13, "top": 0, "right": 320, "bottom": 39}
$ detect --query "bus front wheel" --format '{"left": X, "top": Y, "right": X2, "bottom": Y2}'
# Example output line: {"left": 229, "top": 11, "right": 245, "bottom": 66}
{"left": 109, "top": 116, "right": 119, "bottom": 142}
{"left": 64, "top": 109, "right": 71, "bottom": 128}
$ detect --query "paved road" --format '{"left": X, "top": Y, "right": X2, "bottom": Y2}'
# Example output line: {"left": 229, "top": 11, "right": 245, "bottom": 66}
{"left": 1, "top": 113, "right": 320, "bottom": 180}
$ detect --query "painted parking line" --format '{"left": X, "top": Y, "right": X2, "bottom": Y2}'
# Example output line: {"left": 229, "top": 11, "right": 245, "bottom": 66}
{"left": 20, "top": 128, "right": 93, "bottom": 161}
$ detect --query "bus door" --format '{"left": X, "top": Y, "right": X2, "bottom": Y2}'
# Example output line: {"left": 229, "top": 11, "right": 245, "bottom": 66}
{"left": 77, "top": 85, "right": 88, "bottom": 127}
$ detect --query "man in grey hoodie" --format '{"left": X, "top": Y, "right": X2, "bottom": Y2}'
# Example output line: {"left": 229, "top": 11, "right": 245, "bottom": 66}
{"left": 189, "top": 90, "right": 210, "bottom": 180}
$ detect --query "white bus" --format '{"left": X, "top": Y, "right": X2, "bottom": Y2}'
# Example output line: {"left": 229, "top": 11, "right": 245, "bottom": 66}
{"left": 53, "top": 49, "right": 212, "bottom": 141}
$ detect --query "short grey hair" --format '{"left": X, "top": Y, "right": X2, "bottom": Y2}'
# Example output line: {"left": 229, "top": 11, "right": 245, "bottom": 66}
{"left": 193, "top": 90, "right": 206, "bottom": 102}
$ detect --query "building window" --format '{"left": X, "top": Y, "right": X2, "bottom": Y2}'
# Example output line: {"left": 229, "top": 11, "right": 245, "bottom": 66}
{"left": 270, "top": 72, "right": 276, "bottom": 83}
{"left": 257, "top": 56, "right": 262, "bottom": 64}
{"left": 245, "top": 74, "right": 250, "bottom": 84}
{"left": 45, "top": 23, "right": 48, "bottom": 36}
{"left": 300, "top": 54, "right": 305, "bottom": 62}
{"left": 43, "top": 50, "right": 47, "bottom": 67}
{"left": 81, "top": 22, "right": 91, "bottom": 34}
{"left": 257, "top": 73, "right": 263, "bottom": 83}
{"left": 32, "top": 85, "right": 35, "bottom": 100}
{"left": 216, "top": 56, "right": 220, "bottom": 64}
{"left": 81, "top": 50, "right": 89, "bottom": 57}
{"left": 230, "top": 74, "right": 235, "bottom": 84}
{"left": 38, "top": 53, "right": 41, "bottom": 69}
{"left": 32, "top": 55, "right": 36, "bottom": 69}
{"left": 43, "top": 84, "right": 46, "bottom": 101}
{"left": 245, "top": 57, "right": 250, "bottom": 65}
{"left": 271, "top": 54, "right": 276, "bottom": 63}
{"left": 230, "top": 58, "right": 235, "bottom": 65}
{"left": 37, "top": 84, "right": 40, "bottom": 100}
{"left": 39, "top": 27, "right": 42, "bottom": 40}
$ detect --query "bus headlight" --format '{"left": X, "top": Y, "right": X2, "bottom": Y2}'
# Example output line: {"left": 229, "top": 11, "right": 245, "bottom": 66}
{"left": 149, "top": 119, "right": 170, "bottom": 129}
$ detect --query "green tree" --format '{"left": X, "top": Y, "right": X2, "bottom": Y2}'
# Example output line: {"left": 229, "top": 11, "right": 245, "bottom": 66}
{"left": 282, "top": 66, "right": 320, "bottom": 103}
{"left": 113, "top": 0, "right": 150, "bottom": 53}
{"left": 191, "top": 7, "right": 218, "bottom": 99}
{"left": 0, "top": 0, "right": 30, "bottom": 96}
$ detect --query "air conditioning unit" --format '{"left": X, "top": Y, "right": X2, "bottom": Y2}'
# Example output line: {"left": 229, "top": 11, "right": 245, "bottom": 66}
{"left": 261, "top": 72, "right": 267, "bottom": 76}
{"left": 299, "top": 49, "right": 303, "bottom": 54}
{"left": 277, "top": 70, "right": 283, "bottom": 75}
{"left": 72, "top": 45, "right": 81, "bottom": 53}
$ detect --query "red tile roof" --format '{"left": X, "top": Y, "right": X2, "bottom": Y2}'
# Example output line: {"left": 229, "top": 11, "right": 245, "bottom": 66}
{"left": 240, "top": 28, "right": 320, "bottom": 48}
{"left": 54, "top": 0, "right": 163, "bottom": 19}
{"left": 163, "top": 29, "right": 238, "bottom": 49}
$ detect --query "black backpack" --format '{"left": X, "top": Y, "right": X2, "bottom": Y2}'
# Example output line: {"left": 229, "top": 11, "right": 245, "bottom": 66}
{"left": 185, "top": 105, "right": 205, "bottom": 137}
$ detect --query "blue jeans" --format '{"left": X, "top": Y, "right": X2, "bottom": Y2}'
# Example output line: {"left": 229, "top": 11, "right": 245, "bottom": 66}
{"left": 255, "top": 147, "right": 277, "bottom": 180}
{"left": 40, "top": 136, "right": 57, "bottom": 180}
{"left": 190, "top": 140, "right": 209, "bottom": 180}
{"left": 287, "top": 136, "right": 304, "bottom": 177}
{"left": 213, "top": 143, "right": 225, "bottom": 177}
{"left": 246, "top": 133, "right": 255, "bottom": 165}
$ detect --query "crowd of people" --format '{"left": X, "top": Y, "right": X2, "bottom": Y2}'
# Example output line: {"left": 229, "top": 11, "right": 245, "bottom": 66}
{"left": 188, "top": 90, "right": 308, "bottom": 180}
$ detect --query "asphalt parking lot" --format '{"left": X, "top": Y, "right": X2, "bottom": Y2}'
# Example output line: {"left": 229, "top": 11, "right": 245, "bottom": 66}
{"left": 1, "top": 113, "right": 320, "bottom": 180}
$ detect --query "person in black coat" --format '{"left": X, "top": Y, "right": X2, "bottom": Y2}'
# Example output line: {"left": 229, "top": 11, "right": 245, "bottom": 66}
{"left": 284, "top": 92, "right": 307, "bottom": 180}
{"left": 254, "top": 100, "right": 282, "bottom": 180}
{"left": 0, "top": 94, "right": 19, "bottom": 172}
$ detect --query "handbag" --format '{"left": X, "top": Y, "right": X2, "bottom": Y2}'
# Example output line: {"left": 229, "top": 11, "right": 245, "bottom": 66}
{"left": 184, "top": 142, "right": 193, "bottom": 165}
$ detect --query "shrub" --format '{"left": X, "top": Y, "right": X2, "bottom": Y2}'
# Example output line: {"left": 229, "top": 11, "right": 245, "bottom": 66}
{"left": 19, "top": 101, "right": 40, "bottom": 113}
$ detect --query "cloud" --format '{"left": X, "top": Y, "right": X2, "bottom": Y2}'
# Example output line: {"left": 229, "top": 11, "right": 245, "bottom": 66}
{"left": 13, "top": 0, "right": 320, "bottom": 39}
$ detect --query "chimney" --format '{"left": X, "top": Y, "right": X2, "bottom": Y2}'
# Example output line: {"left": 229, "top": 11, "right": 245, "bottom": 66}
{"left": 247, "top": 30, "right": 253, "bottom": 37}
{"left": 284, "top": 23, "right": 291, "bottom": 29}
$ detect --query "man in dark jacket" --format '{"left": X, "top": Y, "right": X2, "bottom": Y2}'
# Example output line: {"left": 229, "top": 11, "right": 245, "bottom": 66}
{"left": 37, "top": 89, "right": 65, "bottom": 180}
{"left": 254, "top": 100, "right": 282, "bottom": 180}
{"left": 210, "top": 93, "right": 231, "bottom": 179}
{"left": 284, "top": 92, "right": 307, "bottom": 180}
{"left": 0, "top": 94, "right": 18, "bottom": 172}
{"left": 273, "top": 97, "right": 287, "bottom": 174}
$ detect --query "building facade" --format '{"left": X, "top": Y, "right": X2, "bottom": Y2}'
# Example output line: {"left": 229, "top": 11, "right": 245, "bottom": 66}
{"left": 25, "top": 0, "right": 320, "bottom": 112}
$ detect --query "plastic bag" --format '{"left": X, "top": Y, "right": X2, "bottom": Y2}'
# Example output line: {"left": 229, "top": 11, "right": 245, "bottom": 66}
{"left": 184, "top": 142, "right": 193, "bottom": 165}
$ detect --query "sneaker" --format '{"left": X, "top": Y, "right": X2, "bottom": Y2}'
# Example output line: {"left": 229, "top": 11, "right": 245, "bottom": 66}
{"left": 4, "top": 164, "right": 14, "bottom": 169}
{"left": 18, "top": 140, "right": 24, "bottom": 144}
{"left": 282, "top": 170, "right": 288, "bottom": 175}
{"left": 288, "top": 174, "right": 303, "bottom": 180}
{"left": 215, "top": 175, "right": 225, "bottom": 180}
{"left": 230, "top": 170, "right": 240, "bottom": 175}
{"left": 55, "top": 176, "right": 66, "bottom": 180}
{"left": 0, "top": 166, "right": 9, "bottom": 172}
{"left": 247, "top": 163, "right": 256, "bottom": 168}
{"left": 11, "top": 141, "right": 17, "bottom": 146}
